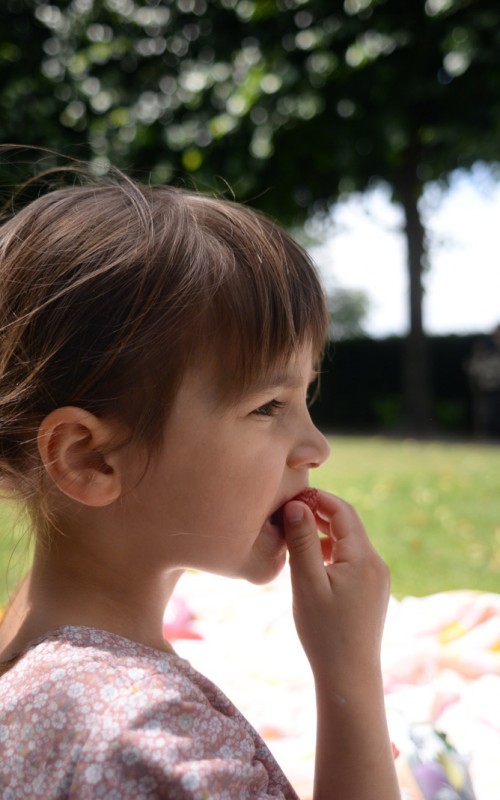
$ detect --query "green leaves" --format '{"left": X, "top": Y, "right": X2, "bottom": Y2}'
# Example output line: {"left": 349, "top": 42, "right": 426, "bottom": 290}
{"left": 2, "top": 0, "right": 499, "bottom": 211}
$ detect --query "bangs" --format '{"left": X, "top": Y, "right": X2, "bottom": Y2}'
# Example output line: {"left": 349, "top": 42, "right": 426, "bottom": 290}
{"left": 185, "top": 196, "right": 328, "bottom": 404}
{"left": 0, "top": 171, "right": 327, "bottom": 522}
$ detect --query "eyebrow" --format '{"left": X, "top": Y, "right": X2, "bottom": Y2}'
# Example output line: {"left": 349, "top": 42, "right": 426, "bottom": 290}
{"left": 247, "top": 370, "right": 318, "bottom": 396}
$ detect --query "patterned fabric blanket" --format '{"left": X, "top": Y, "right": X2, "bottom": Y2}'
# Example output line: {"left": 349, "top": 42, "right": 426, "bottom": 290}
{"left": 167, "top": 568, "right": 500, "bottom": 800}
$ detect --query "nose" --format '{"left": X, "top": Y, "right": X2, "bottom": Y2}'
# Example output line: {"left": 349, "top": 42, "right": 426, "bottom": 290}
{"left": 287, "top": 415, "right": 330, "bottom": 471}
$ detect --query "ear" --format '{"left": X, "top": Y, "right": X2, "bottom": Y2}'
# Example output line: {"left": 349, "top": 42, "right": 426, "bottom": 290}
{"left": 37, "top": 407, "right": 125, "bottom": 507}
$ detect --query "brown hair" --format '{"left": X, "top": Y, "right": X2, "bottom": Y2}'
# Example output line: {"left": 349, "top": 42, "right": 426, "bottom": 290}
{"left": 0, "top": 170, "right": 328, "bottom": 525}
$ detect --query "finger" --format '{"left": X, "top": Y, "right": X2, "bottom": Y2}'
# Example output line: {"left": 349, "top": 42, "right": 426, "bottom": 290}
{"left": 314, "top": 514, "right": 336, "bottom": 539}
{"left": 320, "top": 535, "right": 333, "bottom": 563}
{"left": 284, "top": 500, "right": 329, "bottom": 588}
{"left": 315, "top": 491, "right": 374, "bottom": 553}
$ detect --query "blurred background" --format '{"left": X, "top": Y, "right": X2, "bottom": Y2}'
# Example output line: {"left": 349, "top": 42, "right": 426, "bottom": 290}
{"left": 1, "top": 0, "right": 500, "bottom": 593}
{"left": 1, "top": 0, "right": 500, "bottom": 440}
{"left": 1, "top": 0, "right": 499, "bottom": 587}
{"left": 1, "top": 5, "right": 500, "bottom": 797}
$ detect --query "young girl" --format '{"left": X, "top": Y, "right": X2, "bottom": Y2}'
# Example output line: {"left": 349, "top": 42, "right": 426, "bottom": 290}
{"left": 0, "top": 167, "right": 399, "bottom": 799}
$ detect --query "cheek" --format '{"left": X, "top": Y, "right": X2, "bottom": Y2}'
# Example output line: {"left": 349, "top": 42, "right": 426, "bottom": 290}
{"left": 225, "top": 451, "right": 285, "bottom": 512}
{"left": 181, "top": 452, "right": 281, "bottom": 533}
{"left": 140, "top": 427, "right": 285, "bottom": 530}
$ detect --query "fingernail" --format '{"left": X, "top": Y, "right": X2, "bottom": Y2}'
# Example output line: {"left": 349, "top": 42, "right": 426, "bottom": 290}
{"left": 284, "top": 503, "right": 304, "bottom": 524}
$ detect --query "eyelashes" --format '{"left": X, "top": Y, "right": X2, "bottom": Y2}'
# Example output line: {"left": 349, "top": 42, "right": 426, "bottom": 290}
{"left": 252, "top": 386, "right": 315, "bottom": 418}
{"left": 252, "top": 399, "right": 286, "bottom": 417}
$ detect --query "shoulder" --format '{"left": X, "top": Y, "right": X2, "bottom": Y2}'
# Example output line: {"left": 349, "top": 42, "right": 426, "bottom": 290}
{"left": 0, "top": 625, "right": 211, "bottom": 716}
{"left": 0, "top": 626, "right": 298, "bottom": 799}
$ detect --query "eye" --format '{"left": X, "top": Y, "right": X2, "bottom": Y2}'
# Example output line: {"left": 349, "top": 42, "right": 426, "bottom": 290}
{"left": 252, "top": 399, "right": 286, "bottom": 417}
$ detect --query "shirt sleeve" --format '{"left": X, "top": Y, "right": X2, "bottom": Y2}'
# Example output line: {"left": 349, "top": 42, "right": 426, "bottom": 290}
{"left": 68, "top": 691, "right": 298, "bottom": 800}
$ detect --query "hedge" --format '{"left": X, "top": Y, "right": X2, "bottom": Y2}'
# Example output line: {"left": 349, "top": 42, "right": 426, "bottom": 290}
{"left": 310, "top": 334, "right": 479, "bottom": 435}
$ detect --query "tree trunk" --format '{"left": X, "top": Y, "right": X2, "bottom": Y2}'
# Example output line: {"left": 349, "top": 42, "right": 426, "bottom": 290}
{"left": 397, "top": 170, "right": 433, "bottom": 436}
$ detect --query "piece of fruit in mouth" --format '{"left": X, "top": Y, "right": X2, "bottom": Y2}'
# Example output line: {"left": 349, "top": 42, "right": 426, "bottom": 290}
{"left": 294, "top": 487, "right": 319, "bottom": 513}
{"left": 270, "top": 488, "right": 319, "bottom": 527}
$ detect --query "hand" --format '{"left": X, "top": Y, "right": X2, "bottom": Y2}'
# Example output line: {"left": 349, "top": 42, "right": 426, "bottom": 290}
{"left": 283, "top": 491, "right": 391, "bottom": 687}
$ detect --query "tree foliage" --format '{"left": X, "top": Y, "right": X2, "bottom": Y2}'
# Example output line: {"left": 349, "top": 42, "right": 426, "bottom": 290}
{"left": 2, "top": 1, "right": 498, "bottom": 194}
{"left": 2, "top": 0, "right": 500, "bottom": 431}
{"left": 327, "top": 287, "right": 370, "bottom": 341}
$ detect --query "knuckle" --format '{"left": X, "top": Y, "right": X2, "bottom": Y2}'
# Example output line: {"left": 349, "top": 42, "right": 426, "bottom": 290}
{"left": 363, "top": 549, "right": 390, "bottom": 582}
{"left": 337, "top": 496, "right": 355, "bottom": 515}
{"left": 287, "top": 530, "right": 316, "bottom": 557}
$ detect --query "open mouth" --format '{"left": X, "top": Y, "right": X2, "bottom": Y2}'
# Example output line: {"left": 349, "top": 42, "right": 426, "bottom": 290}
{"left": 269, "top": 506, "right": 285, "bottom": 536}
{"left": 270, "top": 506, "right": 284, "bottom": 527}
{"left": 268, "top": 489, "right": 319, "bottom": 537}
{"left": 269, "top": 506, "right": 283, "bottom": 528}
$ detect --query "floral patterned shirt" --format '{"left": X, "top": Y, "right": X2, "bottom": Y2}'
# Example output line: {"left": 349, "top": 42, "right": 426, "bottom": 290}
{"left": 0, "top": 626, "right": 299, "bottom": 800}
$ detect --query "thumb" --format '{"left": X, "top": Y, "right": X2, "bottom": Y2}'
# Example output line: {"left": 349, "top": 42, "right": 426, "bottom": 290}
{"left": 284, "top": 500, "right": 327, "bottom": 587}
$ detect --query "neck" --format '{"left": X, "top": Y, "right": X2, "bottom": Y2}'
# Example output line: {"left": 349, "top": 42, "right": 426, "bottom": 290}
{"left": 0, "top": 531, "right": 183, "bottom": 661}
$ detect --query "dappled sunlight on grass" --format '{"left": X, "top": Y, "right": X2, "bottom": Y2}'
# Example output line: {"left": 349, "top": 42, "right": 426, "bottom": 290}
{"left": 314, "top": 437, "right": 500, "bottom": 597}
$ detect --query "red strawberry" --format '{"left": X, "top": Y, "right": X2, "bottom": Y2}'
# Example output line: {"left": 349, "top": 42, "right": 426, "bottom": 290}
{"left": 270, "top": 488, "right": 319, "bottom": 532}
{"left": 293, "top": 487, "right": 319, "bottom": 513}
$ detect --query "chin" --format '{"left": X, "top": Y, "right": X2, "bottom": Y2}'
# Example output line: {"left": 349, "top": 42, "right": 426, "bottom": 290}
{"left": 244, "top": 548, "right": 288, "bottom": 586}
{"left": 201, "top": 546, "right": 287, "bottom": 586}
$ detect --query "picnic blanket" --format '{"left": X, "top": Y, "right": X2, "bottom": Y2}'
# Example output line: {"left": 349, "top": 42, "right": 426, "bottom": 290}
{"left": 167, "top": 568, "right": 500, "bottom": 800}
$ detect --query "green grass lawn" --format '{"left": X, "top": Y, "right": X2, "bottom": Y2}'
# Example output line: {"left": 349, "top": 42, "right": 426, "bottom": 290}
{"left": 0, "top": 503, "right": 32, "bottom": 609}
{"left": 0, "top": 437, "right": 498, "bottom": 607}
{"left": 314, "top": 436, "right": 500, "bottom": 597}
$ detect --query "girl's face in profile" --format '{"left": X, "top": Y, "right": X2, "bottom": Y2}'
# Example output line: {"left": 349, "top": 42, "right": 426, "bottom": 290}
{"left": 122, "top": 343, "right": 330, "bottom": 585}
